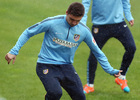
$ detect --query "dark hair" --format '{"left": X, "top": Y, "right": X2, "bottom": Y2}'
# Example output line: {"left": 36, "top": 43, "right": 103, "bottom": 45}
{"left": 67, "top": 2, "right": 85, "bottom": 16}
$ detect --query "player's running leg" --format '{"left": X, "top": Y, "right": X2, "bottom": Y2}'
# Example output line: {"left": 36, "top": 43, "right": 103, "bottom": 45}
{"left": 83, "top": 25, "right": 110, "bottom": 94}
{"left": 114, "top": 21, "right": 136, "bottom": 93}
{"left": 61, "top": 64, "right": 86, "bottom": 100}
{"left": 36, "top": 63, "right": 63, "bottom": 100}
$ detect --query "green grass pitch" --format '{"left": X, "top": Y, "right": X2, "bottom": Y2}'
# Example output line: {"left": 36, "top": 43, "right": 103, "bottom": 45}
{"left": 0, "top": 0, "right": 140, "bottom": 100}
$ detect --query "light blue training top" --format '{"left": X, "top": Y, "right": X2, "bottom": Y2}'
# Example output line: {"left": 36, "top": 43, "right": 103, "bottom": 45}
{"left": 81, "top": 0, "right": 134, "bottom": 25}
{"left": 9, "top": 15, "right": 119, "bottom": 75}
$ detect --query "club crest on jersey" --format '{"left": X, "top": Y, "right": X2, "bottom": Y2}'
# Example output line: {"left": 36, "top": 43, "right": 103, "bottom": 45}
{"left": 74, "top": 34, "right": 80, "bottom": 41}
{"left": 93, "top": 28, "right": 99, "bottom": 34}
{"left": 43, "top": 69, "right": 48, "bottom": 74}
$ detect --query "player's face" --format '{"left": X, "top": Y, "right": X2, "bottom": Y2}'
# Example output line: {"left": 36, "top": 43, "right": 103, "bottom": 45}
{"left": 66, "top": 11, "right": 83, "bottom": 27}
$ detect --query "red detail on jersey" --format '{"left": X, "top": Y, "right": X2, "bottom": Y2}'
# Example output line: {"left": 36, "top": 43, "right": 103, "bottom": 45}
{"left": 93, "top": 38, "right": 96, "bottom": 45}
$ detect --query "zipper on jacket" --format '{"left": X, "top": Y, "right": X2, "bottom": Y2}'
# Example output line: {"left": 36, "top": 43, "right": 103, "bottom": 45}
{"left": 66, "top": 27, "right": 71, "bottom": 40}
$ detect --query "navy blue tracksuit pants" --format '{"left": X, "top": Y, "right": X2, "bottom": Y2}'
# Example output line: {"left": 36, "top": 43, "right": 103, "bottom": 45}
{"left": 36, "top": 63, "right": 85, "bottom": 100}
{"left": 88, "top": 21, "right": 136, "bottom": 84}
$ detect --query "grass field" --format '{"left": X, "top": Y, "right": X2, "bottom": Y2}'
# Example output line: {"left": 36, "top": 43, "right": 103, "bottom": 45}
{"left": 0, "top": 0, "right": 140, "bottom": 100}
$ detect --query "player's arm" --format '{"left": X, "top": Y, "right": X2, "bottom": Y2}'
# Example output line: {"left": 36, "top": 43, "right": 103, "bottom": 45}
{"left": 122, "top": 0, "right": 134, "bottom": 26}
{"left": 84, "top": 30, "right": 122, "bottom": 76}
{"left": 5, "top": 19, "right": 50, "bottom": 64}
{"left": 81, "top": 0, "right": 91, "bottom": 25}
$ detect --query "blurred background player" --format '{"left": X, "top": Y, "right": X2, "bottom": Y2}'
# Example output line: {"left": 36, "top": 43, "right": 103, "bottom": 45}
{"left": 81, "top": 0, "right": 136, "bottom": 93}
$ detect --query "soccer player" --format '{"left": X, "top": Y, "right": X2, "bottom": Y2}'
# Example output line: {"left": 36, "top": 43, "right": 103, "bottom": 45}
{"left": 81, "top": 0, "right": 136, "bottom": 93}
{"left": 5, "top": 2, "right": 122, "bottom": 100}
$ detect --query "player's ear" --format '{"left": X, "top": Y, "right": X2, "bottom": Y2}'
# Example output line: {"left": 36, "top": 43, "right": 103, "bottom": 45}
{"left": 66, "top": 10, "right": 68, "bottom": 15}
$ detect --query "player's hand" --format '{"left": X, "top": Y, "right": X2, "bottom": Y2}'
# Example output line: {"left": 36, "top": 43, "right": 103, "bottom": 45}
{"left": 5, "top": 53, "right": 16, "bottom": 64}
{"left": 129, "top": 20, "right": 134, "bottom": 27}
{"left": 114, "top": 70, "right": 123, "bottom": 78}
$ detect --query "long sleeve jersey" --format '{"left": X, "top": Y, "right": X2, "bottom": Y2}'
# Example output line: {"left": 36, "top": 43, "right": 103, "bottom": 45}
{"left": 9, "top": 15, "right": 119, "bottom": 75}
{"left": 81, "top": 0, "right": 134, "bottom": 25}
